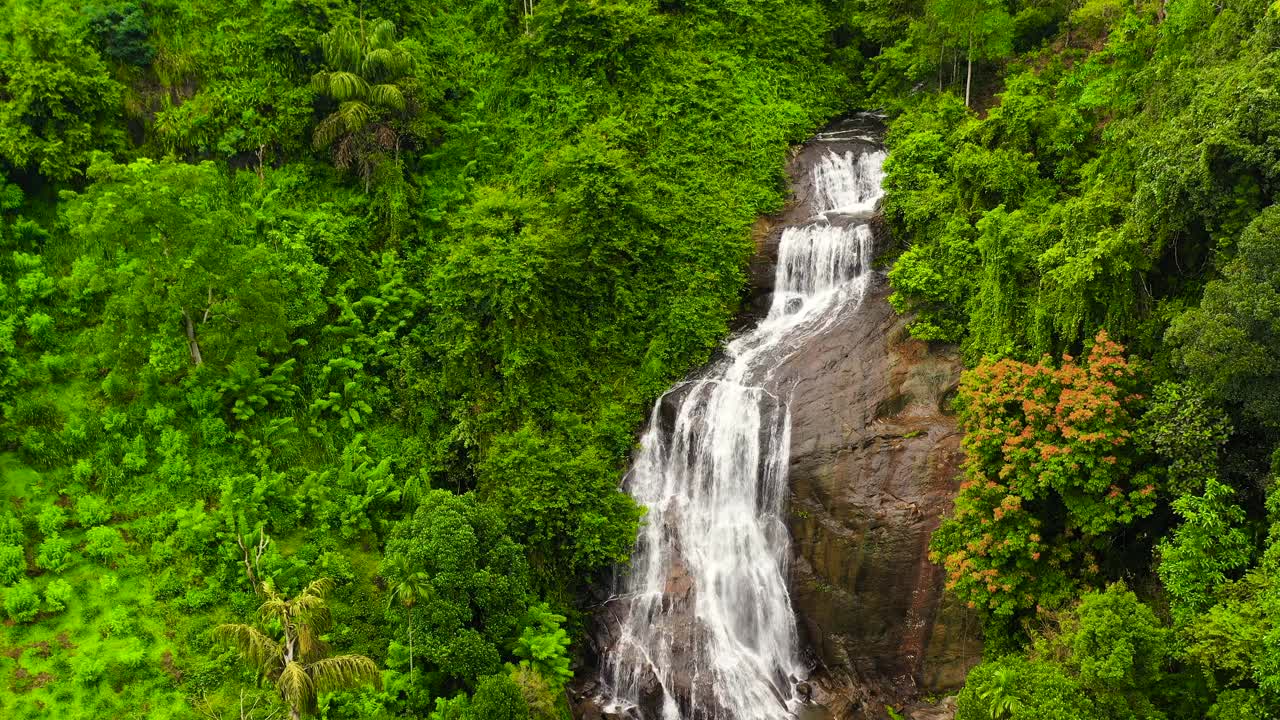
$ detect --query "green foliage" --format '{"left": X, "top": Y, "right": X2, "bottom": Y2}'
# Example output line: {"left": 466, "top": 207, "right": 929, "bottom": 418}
{"left": 84, "top": 0, "right": 155, "bottom": 66}
{"left": 383, "top": 490, "right": 531, "bottom": 683}
{"left": 0, "top": 4, "right": 123, "bottom": 181}
{"left": 35, "top": 533, "right": 73, "bottom": 573}
{"left": 62, "top": 157, "right": 327, "bottom": 379}
{"left": 83, "top": 525, "right": 127, "bottom": 564}
{"left": 883, "top": 2, "right": 1280, "bottom": 364}
{"left": 480, "top": 424, "right": 642, "bottom": 576}
{"left": 1055, "top": 583, "right": 1169, "bottom": 694}
{"left": 311, "top": 18, "right": 420, "bottom": 185}
{"left": 958, "top": 584, "right": 1174, "bottom": 719}
{"left": 468, "top": 673, "right": 530, "bottom": 720}
{"left": 216, "top": 578, "right": 380, "bottom": 718}
{"left": 957, "top": 655, "right": 1102, "bottom": 720}
{"left": 0, "top": 543, "right": 25, "bottom": 584}
{"left": 1169, "top": 207, "right": 1280, "bottom": 430}
{"left": 931, "top": 331, "right": 1154, "bottom": 623}
{"left": 43, "top": 577, "right": 72, "bottom": 612}
{"left": 74, "top": 494, "right": 113, "bottom": 527}
{"left": 1137, "top": 381, "right": 1231, "bottom": 496}
{"left": 36, "top": 503, "right": 66, "bottom": 536}
{"left": 1157, "top": 478, "right": 1253, "bottom": 620}
{"left": 4, "top": 580, "right": 40, "bottom": 622}
{"left": 510, "top": 603, "right": 572, "bottom": 690}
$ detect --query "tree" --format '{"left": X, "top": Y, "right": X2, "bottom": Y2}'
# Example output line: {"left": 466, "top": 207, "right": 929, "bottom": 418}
{"left": 931, "top": 331, "right": 1156, "bottom": 624}
{"left": 0, "top": 7, "right": 122, "bottom": 181}
{"left": 384, "top": 558, "right": 431, "bottom": 676}
{"left": 468, "top": 673, "right": 530, "bottom": 720}
{"left": 216, "top": 578, "right": 379, "bottom": 720}
{"left": 382, "top": 490, "right": 532, "bottom": 682}
{"left": 926, "top": 0, "right": 1013, "bottom": 106}
{"left": 510, "top": 603, "right": 572, "bottom": 691}
{"left": 1157, "top": 478, "right": 1252, "bottom": 621}
{"left": 84, "top": 0, "right": 155, "bottom": 66}
{"left": 311, "top": 19, "right": 415, "bottom": 187}
{"left": 1168, "top": 207, "right": 1280, "bottom": 430}
{"left": 62, "top": 158, "right": 326, "bottom": 378}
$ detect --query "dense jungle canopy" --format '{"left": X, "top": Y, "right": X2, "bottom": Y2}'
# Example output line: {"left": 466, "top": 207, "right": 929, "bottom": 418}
{"left": 1, "top": 0, "right": 1279, "bottom": 718}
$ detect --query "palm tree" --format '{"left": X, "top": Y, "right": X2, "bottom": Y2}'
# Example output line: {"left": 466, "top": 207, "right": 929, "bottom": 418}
{"left": 216, "top": 578, "right": 379, "bottom": 720}
{"left": 384, "top": 560, "right": 431, "bottom": 676}
{"left": 310, "top": 19, "right": 414, "bottom": 187}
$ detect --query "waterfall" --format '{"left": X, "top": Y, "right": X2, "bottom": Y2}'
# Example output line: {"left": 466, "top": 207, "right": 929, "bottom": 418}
{"left": 601, "top": 141, "right": 887, "bottom": 720}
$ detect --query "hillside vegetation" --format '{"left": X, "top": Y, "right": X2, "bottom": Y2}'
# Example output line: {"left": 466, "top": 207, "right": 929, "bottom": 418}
{"left": 868, "top": 0, "right": 1280, "bottom": 717}
{"left": 0, "top": 0, "right": 848, "bottom": 717}
{"left": 5, "top": 0, "right": 1280, "bottom": 718}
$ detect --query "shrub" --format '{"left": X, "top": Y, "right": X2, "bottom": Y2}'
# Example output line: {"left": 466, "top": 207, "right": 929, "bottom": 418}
{"left": 84, "top": 525, "right": 127, "bottom": 564}
{"left": 75, "top": 494, "right": 113, "bottom": 527}
{"left": 0, "top": 544, "right": 26, "bottom": 584}
{"left": 468, "top": 673, "right": 530, "bottom": 720}
{"left": 70, "top": 653, "right": 107, "bottom": 685}
{"left": 36, "top": 534, "right": 74, "bottom": 573}
{"left": 44, "top": 578, "right": 73, "bottom": 612}
{"left": 37, "top": 504, "right": 67, "bottom": 536}
{"left": 5, "top": 581, "right": 40, "bottom": 622}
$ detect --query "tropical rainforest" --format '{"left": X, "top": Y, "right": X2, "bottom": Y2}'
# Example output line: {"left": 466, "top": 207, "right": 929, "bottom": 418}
{"left": 0, "top": 0, "right": 1277, "bottom": 718}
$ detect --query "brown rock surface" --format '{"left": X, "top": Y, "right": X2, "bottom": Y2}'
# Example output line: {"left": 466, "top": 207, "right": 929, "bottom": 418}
{"left": 773, "top": 275, "right": 982, "bottom": 692}
{"left": 575, "top": 118, "right": 980, "bottom": 719}
{"left": 760, "top": 117, "right": 981, "bottom": 713}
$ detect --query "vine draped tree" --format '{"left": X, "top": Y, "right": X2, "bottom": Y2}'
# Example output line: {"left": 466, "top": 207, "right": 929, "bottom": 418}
{"left": 310, "top": 19, "right": 415, "bottom": 188}
{"left": 216, "top": 578, "right": 379, "bottom": 720}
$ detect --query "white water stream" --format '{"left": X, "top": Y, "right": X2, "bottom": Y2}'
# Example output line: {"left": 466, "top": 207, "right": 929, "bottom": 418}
{"left": 601, "top": 143, "right": 887, "bottom": 720}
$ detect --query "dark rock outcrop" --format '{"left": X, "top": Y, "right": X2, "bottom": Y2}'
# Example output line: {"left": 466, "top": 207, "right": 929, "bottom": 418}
{"left": 575, "top": 117, "right": 980, "bottom": 719}
{"left": 758, "top": 120, "right": 981, "bottom": 715}
{"left": 773, "top": 276, "right": 981, "bottom": 711}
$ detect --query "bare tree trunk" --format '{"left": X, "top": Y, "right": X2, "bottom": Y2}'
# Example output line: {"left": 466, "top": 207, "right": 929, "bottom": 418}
{"left": 182, "top": 309, "right": 204, "bottom": 366}
{"left": 237, "top": 530, "right": 269, "bottom": 592}
{"left": 965, "top": 30, "right": 974, "bottom": 108}
{"left": 408, "top": 607, "right": 413, "bottom": 675}
{"left": 938, "top": 43, "right": 945, "bottom": 92}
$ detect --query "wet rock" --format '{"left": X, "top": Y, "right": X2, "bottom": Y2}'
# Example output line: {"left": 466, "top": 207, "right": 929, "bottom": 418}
{"left": 795, "top": 681, "right": 812, "bottom": 702}
{"left": 774, "top": 277, "right": 982, "bottom": 696}
{"left": 636, "top": 666, "right": 665, "bottom": 718}
{"left": 906, "top": 696, "right": 958, "bottom": 720}
{"left": 762, "top": 116, "right": 981, "bottom": 710}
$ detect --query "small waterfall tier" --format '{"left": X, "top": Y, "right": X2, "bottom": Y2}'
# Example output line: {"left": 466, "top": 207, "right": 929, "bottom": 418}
{"left": 599, "top": 132, "right": 888, "bottom": 720}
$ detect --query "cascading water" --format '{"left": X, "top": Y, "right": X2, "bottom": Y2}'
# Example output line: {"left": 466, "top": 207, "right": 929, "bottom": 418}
{"left": 599, "top": 132, "right": 888, "bottom": 720}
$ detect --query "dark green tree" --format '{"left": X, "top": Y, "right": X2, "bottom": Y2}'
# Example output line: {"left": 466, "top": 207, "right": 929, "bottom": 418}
{"left": 62, "top": 158, "right": 326, "bottom": 380}
{"left": 382, "top": 490, "right": 532, "bottom": 682}
{"left": 1169, "top": 207, "right": 1280, "bottom": 430}
{"left": 0, "top": 7, "right": 122, "bottom": 180}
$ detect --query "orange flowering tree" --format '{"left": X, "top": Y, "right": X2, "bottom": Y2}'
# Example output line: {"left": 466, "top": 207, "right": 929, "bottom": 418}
{"left": 931, "top": 331, "right": 1157, "bottom": 622}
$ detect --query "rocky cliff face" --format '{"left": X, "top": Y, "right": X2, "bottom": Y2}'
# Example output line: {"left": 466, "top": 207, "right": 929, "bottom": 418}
{"left": 773, "top": 278, "right": 980, "bottom": 711}
{"left": 755, "top": 122, "right": 981, "bottom": 715}
{"left": 573, "top": 120, "right": 980, "bottom": 720}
